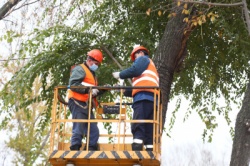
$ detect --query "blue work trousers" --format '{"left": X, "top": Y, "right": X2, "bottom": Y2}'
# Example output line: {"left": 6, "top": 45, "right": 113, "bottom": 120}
{"left": 68, "top": 98, "right": 99, "bottom": 148}
{"left": 131, "top": 100, "right": 154, "bottom": 146}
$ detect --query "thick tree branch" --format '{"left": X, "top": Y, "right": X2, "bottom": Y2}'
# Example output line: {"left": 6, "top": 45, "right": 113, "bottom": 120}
{"left": 242, "top": 0, "right": 250, "bottom": 35}
{"left": 0, "top": 0, "right": 22, "bottom": 20}
{"left": 0, "top": 0, "right": 39, "bottom": 20}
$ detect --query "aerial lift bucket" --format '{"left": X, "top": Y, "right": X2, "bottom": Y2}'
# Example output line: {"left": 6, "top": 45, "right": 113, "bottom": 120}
{"left": 48, "top": 86, "right": 162, "bottom": 166}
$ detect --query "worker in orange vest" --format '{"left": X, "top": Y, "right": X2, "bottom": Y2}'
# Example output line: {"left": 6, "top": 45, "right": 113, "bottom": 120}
{"left": 112, "top": 46, "right": 159, "bottom": 151}
{"left": 67, "top": 49, "right": 103, "bottom": 151}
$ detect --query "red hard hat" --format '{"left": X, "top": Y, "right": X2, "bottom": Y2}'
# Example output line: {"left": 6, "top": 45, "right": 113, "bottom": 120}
{"left": 88, "top": 49, "right": 103, "bottom": 63}
{"left": 130, "top": 46, "right": 149, "bottom": 61}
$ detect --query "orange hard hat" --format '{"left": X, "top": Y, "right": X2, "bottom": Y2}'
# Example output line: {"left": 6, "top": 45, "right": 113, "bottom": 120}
{"left": 130, "top": 46, "right": 149, "bottom": 61}
{"left": 88, "top": 49, "right": 103, "bottom": 63}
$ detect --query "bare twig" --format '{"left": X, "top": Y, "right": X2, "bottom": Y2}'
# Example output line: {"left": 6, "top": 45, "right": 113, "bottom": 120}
{"left": 17, "top": 114, "right": 24, "bottom": 131}
{"left": 0, "top": 58, "right": 31, "bottom": 61}
{"left": 12, "top": 0, "right": 39, "bottom": 12}
{"left": 101, "top": 46, "right": 123, "bottom": 69}
{"left": 179, "top": 0, "right": 243, "bottom": 7}
{"left": 178, "top": 0, "right": 250, "bottom": 35}
{"left": 76, "top": 0, "right": 84, "bottom": 17}
{"left": 101, "top": 45, "right": 132, "bottom": 85}
{"left": 30, "top": 130, "right": 50, "bottom": 165}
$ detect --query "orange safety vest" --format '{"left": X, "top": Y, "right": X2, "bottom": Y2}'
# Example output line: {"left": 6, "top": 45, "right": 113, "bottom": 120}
{"left": 132, "top": 59, "right": 159, "bottom": 96}
{"left": 68, "top": 64, "right": 98, "bottom": 106}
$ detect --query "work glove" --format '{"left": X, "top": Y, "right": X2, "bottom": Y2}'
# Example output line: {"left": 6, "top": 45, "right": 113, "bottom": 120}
{"left": 104, "top": 84, "right": 111, "bottom": 87}
{"left": 112, "top": 72, "right": 120, "bottom": 79}
{"left": 91, "top": 89, "right": 99, "bottom": 97}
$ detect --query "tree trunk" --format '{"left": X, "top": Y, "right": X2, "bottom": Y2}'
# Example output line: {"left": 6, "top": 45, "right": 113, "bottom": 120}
{"left": 230, "top": 81, "right": 250, "bottom": 166}
{"left": 0, "top": 0, "right": 21, "bottom": 20}
{"left": 230, "top": 1, "right": 250, "bottom": 163}
{"left": 154, "top": 3, "right": 195, "bottom": 127}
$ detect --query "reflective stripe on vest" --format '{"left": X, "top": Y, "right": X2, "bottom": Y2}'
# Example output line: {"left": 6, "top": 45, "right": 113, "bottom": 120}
{"left": 132, "top": 59, "right": 159, "bottom": 96}
{"left": 68, "top": 64, "right": 97, "bottom": 102}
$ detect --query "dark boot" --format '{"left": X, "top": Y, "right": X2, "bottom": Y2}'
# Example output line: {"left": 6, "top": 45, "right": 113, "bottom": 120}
{"left": 83, "top": 144, "right": 98, "bottom": 151}
{"left": 132, "top": 143, "right": 143, "bottom": 151}
{"left": 70, "top": 145, "right": 81, "bottom": 150}
{"left": 146, "top": 148, "right": 153, "bottom": 151}
{"left": 88, "top": 146, "right": 98, "bottom": 150}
